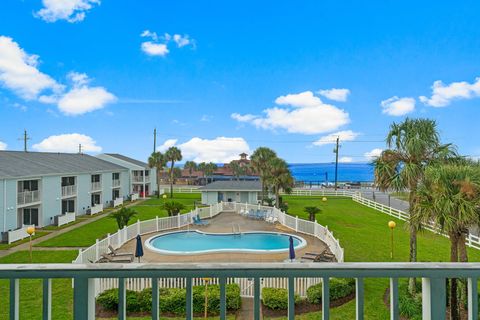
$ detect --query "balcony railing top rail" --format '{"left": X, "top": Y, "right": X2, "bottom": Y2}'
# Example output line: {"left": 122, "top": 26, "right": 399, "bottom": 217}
{"left": 17, "top": 190, "right": 40, "bottom": 205}
{"left": 91, "top": 181, "right": 102, "bottom": 191}
{"left": 61, "top": 185, "right": 77, "bottom": 197}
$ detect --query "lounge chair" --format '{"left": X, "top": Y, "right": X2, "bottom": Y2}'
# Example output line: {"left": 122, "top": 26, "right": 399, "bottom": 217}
{"left": 193, "top": 215, "right": 209, "bottom": 225}
{"left": 301, "top": 250, "right": 336, "bottom": 262}
{"left": 247, "top": 209, "right": 256, "bottom": 219}
{"left": 100, "top": 254, "right": 133, "bottom": 263}
{"left": 108, "top": 245, "right": 135, "bottom": 259}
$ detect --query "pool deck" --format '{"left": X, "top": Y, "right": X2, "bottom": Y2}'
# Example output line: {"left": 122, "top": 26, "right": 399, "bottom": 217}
{"left": 119, "top": 212, "right": 331, "bottom": 263}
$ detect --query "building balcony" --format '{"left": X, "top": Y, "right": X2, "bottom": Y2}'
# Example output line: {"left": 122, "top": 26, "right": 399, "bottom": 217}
{"left": 17, "top": 190, "right": 40, "bottom": 205}
{"left": 132, "top": 175, "right": 145, "bottom": 183}
{"left": 61, "top": 185, "right": 77, "bottom": 198}
{"left": 0, "top": 262, "right": 478, "bottom": 320}
{"left": 91, "top": 182, "right": 102, "bottom": 191}
{"left": 112, "top": 179, "right": 121, "bottom": 188}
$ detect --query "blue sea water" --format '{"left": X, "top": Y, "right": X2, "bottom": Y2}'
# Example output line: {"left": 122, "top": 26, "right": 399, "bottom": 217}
{"left": 288, "top": 163, "right": 374, "bottom": 183}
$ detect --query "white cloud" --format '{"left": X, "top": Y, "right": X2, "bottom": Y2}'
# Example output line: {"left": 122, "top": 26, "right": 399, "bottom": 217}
{"left": 339, "top": 156, "right": 353, "bottom": 163}
{"left": 141, "top": 42, "right": 169, "bottom": 57}
{"left": 317, "top": 88, "right": 350, "bottom": 102}
{"left": 51, "top": 72, "right": 116, "bottom": 115}
{"left": 364, "top": 148, "right": 383, "bottom": 161}
{"left": 381, "top": 96, "right": 415, "bottom": 116}
{"left": 200, "top": 114, "right": 211, "bottom": 122}
{"left": 313, "top": 130, "right": 360, "bottom": 146}
{"left": 141, "top": 30, "right": 158, "bottom": 41}
{"left": 35, "top": 0, "right": 100, "bottom": 23}
{"left": 173, "top": 34, "right": 192, "bottom": 48}
{"left": 0, "top": 36, "right": 60, "bottom": 100}
{"left": 157, "top": 139, "right": 178, "bottom": 152}
{"left": 32, "top": 133, "right": 102, "bottom": 153}
{"left": 0, "top": 141, "right": 7, "bottom": 150}
{"left": 179, "top": 137, "right": 250, "bottom": 163}
{"left": 232, "top": 91, "right": 350, "bottom": 135}
{"left": 420, "top": 78, "right": 480, "bottom": 107}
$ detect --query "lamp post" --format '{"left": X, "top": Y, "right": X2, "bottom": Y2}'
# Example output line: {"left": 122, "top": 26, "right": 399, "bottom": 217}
{"left": 26, "top": 226, "right": 35, "bottom": 263}
{"left": 202, "top": 278, "right": 211, "bottom": 318}
{"left": 322, "top": 197, "right": 327, "bottom": 202}
{"left": 388, "top": 221, "right": 396, "bottom": 259}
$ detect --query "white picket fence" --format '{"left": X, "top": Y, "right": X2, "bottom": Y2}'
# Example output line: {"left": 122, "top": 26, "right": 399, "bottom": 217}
{"left": 130, "top": 193, "right": 139, "bottom": 202}
{"left": 3, "top": 225, "right": 35, "bottom": 244}
{"left": 74, "top": 201, "right": 343, "bottom": 297}
{"left": 56, "top": 212, "right": 76, "bottom": 227}
{"left": 113, "top": 198, "right": 124, "bottom": 208}
{"left": 89, "top": 204, "right": 103, "bottom": 216}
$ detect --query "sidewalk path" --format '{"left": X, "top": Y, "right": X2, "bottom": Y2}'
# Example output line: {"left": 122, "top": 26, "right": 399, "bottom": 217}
{"left": 0, "top": 200, "right": 144, "bottom": 258}
{"left": 359, "top": 190, "right": 409, "bottom": 212}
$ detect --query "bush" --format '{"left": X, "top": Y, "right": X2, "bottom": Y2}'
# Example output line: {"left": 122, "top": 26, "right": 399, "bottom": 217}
{"left": 262, "top": 287, "right": 300, "bottom": 310}
{"left": 96, "top": 288, "right": 145, "bottom": 312}
{"left": 306, "top": 278, "right": 355, "bottom": 304}
{"left": 97, "top": 283, "right": 241, "bottom": 316}
{"left": 398, "top": 281, "right": 422, "bottom": 320}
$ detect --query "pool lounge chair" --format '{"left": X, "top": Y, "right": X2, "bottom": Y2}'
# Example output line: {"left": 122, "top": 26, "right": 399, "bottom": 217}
{"left": 300, "top": 250, "right": 336, "bottom": 262}
{"left": 108, "top": 245, "right": 135, "bottom": 259}
{"left": 247, "top": 209, "right": 256, "bottom": 219}
{"left": 193, "top": 215, "right": 209, "bottom": 225}
{"left": 100, "top": 253, "right": 133, "bottom": 263}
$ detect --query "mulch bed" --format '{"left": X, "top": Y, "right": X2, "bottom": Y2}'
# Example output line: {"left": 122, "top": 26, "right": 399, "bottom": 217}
{"left": 261, "top": 292, "right": 355, "bottom": 318}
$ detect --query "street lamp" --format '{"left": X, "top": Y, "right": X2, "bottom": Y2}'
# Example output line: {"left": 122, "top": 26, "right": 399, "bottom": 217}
{"left": 26, "top": 226, "right": 35, "bottom": 263}
{"left": 322, "top": 197, "right": 327, "bottom": 202}
{"left": 388, "top": 221, "right": 396, "bottom": 259}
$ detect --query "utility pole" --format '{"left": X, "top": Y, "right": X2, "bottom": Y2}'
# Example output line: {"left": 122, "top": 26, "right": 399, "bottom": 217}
{"left": 153, "top": 128, "right": 157, "bottom": 153}
{"left": 18, "top": 129, "right": 30, "bottom": 152}
{"left": 78, "top": 144, "right": 82, "bottom": 154}
{"left": 334, "top": 136, "right": 339, "bottom": 190}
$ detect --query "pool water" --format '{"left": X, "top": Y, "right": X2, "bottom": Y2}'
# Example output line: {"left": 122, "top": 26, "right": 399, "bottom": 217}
{"left": 145, "top": 230, "right": 306, "bottom": 254}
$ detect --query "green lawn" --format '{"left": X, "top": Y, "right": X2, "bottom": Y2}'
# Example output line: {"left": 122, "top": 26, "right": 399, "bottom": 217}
{"left": 3, "top": 194, "right": 479, "bottom": 319}
{"left": 35, "top": 193, "right": 201, "bottom": 247}
{"left": 0, "top": 231, "right": 50, "bottom": 250}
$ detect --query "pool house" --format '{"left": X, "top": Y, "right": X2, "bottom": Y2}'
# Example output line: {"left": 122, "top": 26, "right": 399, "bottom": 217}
{"left": 199, "top": 180, "right": 263, "bottom": 205}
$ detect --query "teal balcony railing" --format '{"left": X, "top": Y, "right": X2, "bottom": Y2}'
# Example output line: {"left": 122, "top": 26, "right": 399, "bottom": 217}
{"left": 1, "top": 262, "right": 479, "bottom": 320}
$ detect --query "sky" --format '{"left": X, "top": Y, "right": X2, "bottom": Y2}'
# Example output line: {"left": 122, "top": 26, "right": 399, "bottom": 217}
{"left": 0, "top": 0, "right": 480, "bottom": 164}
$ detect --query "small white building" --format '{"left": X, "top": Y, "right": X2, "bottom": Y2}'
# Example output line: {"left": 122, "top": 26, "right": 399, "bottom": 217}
{"left": 199, "top": 181, "right": 262, "bottom": 205}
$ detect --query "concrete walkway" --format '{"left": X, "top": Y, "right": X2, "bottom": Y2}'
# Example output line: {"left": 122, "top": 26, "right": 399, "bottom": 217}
{"left": 360, "top": 190, "right": 409, "bottom": 212}
{"left": 237, "top": 298, "right": 262, "bottom": 320}
{"left": 0, "top": 200, "right": 144, "bottom": 258}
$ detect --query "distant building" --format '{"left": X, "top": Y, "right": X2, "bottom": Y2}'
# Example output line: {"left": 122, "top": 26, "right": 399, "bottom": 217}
{"left": 97, "top": 153, "right": 157, "bottom": 197}
{"left": 199, "top": 180, "right": 262, "bottom": 205}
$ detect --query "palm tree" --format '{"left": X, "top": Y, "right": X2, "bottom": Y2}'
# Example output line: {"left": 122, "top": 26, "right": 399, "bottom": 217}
{"left": 109, "top": 207, "right": 137, "bottom": 229}
{"left": 204, "top": 162, "right": 218, "bottom": 183}
{"left": 251, "top": 147, "right": 277, "bottom": 204}
{"left": 373, "top": 118, "right": 455, "bottom": 294}
{"left": 184, "top": 161, "right": 197, "bottom": 184}
{"left": 304, "top": 206, "right": 322, "bottom": 222}
{"left": 148, "top": 152, "right": 166, "bottom": 198}
{"left": 229, "top": 160, "right": 243, "bottom": 181}
{"left": 412, "top": 163, "right": 480, "bottom": 319}
{"left": 161, "top": 201, "right": 186, "bottom": 216}
{"left": 165, "top": 147, "right": 182, "bottom": 198}
{"left": 267, "top": 157, "right": 294, "bottom": 207}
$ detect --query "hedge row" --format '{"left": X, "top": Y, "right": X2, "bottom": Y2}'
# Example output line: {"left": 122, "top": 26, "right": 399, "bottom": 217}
{"left": 261, "top": 278, "right": 355, "bottom": 311}
{"left": 97, "top": 284, "right": 241, "bottom": 316}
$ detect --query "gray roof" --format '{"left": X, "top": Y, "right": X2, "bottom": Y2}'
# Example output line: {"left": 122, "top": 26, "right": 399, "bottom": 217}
{"left": 199, "top": 180, "right": 262, "bottom": 191}
{"left": 104, "top": 153, "right": 148, "bottom": 168}
{"left": 0, "top": 151, "right": 128, "bottom": 179}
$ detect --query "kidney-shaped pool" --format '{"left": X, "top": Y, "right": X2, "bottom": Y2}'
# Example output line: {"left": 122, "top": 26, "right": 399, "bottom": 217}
{"left": 145, "top": 230, "right": 307, "bottom": 255}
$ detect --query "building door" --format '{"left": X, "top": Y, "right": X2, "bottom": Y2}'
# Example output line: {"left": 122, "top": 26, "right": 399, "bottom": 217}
{"left": 91, "top": 193, "right": 101, "bottom": 206}
{"left": 145, "top": 185, "right": 149, "bottom": 196}
{"left": 218, "top": 192, "right": 224, "bottom": 202}
{"left": 23, "top": 208, "right": 39, "bottom": 226}
{"left": 112, "top": 189, "right": 120, "bottom": 199}
{"left": 62, "top": 199, "right": 75, "bottom": 214}
{"left": 235, "top": 192, "right": 241, "bottom": 202}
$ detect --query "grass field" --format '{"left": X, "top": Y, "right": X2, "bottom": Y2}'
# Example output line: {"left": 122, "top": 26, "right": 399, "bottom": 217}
{"left": 35, "top": 193, "right": 201, "bottom": 247}
{"left": 0, "top": 231, "right": 50, "bottom": 250}
{"left": 2, "top": 193, "right": 478, "bottom": 319}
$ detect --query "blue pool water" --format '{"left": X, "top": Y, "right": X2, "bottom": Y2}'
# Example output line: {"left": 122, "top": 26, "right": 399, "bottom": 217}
{"left": 146, "top": 231, "right": 306, "bottom": 254}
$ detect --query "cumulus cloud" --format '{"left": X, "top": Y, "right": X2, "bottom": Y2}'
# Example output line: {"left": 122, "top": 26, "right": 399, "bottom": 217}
{"left": 157, "top": 139, "right": 178, "bottom": 152}
{"left": 32, "top": 133, "right": 102, "bottom": 153}
{"left": 312, "top": 130, "right": 360, "bottom": 146}
{"left": 35, "top": 0, "right": 100, "bottom": 23}
{"left": 339, "top": 156, "right": 353, "bottom": 163}
{"left": 0, "top": 141, "right": 7, "bottom": 150}
{"left": 364, "top": 148, "right": 383, "bottom": 161}
{"left": 0, "top": 36, "right": 61, "bottom": 100}
{"left": 317, "top": 88, "right": 350, "bottom": 102}
{"left": 420, "top": 78, "right": 480, "bottom": 107}
{"left": 232, "top": 91, "right": 350, "bottom": 135}
{"left": 140, "top": 30, "right": 194, "bottom": 57}
{"left": 178, "top": 137, "right": 250, "bottom": 163}
{"left": 381, "top": 96, "right": 416, "bottom": 116}
{"left": 44, "top": 72, "right": 116, "bottom": 115}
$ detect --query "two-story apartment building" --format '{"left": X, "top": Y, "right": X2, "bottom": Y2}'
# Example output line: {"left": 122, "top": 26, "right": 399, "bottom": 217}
{"left": 0, "top": 151, "right": 130, "bottom": 239}
{"left": 97, "top": 153, "right": 157, "bottom": 198}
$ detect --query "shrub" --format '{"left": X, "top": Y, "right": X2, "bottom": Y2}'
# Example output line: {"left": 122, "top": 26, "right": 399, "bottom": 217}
{"left": 262, "top": 287, "right": 300, "bottom": 310}
{"left": 306, "top": 278, "right": 355, "bottom": 304}
{"left": 398, "top": 281, "right": 422, "bottom": 320}
{"left": 96, "top": 288, "right": 144, "bottom": 312}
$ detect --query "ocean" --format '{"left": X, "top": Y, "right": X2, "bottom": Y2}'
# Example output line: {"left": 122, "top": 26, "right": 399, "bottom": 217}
{"left": 288, "top": 163, "right": 374, "bottom": 183}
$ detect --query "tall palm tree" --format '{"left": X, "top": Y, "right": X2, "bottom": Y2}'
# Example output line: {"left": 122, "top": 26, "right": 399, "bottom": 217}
{"left": 251, "top": 147, "right": 277, "bottom": 204}
{"left": 165, "top": 147, "right": 182, "bottom": 198}
{"left": 373, "top": 118, "right": 455, "bottom": 294}
{"left": 412, "top": 163, "right": 480, "bottom": 319}
{"left": 203, "top": 162, "right": 218, "bottom": 184}
{"left": 197, "top": 162, "right": 207, "bottom": 184}
{"left": 267, "top": 157, "right": 294, "bottom": 207}
{"left": 229, "top": 160, "right": 243, "bottom": 181}
{"left": 148, "top": 151, "right": 166, "bottom": 198}
{"left": 184, "top": 161, "right": 197, "bottom": 185}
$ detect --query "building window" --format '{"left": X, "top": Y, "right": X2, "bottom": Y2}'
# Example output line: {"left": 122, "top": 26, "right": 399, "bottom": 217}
{"left": 91, "top": 194, "right": 101, "bottom": 206}
{"left": 91, "top": 174, "right": 100, "bottom": 183}
{"left": 112, "top": 172, "right": 120, "bottom": 180}
{"left": 145, "top": 170, "right": 149, "bottom": 177}
{"left": 62, "top": 199, "right": 75, "bottom": 214}
{"left": 112, "top": 189, "right": 120, "bottom": 199}
{"left": 20, "top": 180, "right": 39, "bottom": 192}
{"left": 23, "top": 208, "right": 39, "bottom": 226}
{"left": 61, "top": 176, "right": 75, "bottom": 187}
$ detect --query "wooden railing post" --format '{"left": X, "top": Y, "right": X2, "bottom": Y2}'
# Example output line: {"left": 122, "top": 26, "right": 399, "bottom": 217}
{"left": 73, "top": 277, "right": 95, "bottom": 320}
{"left": 468, "top": 277, "right": 478, "bottom": 320}
{"left": 42, "top": 278, "right": 52, "bottom": 320}
{"left": 356, "top": 278, "right": 364, "bottom": 320}
{"left": 422, "top": 277, "right": 446, "bottom": 320}
{"left": 219, "top": 277, "right": 227, "bottom": 320}
{"left": 10, "top": 278, "right": 19, "bottom": 320}
{"left": 390, "top": 278, "right": 399, "bottom": 320}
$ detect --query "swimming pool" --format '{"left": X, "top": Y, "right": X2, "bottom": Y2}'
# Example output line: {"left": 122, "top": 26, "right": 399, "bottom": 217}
{"left": 145, "top": 230, "right": 307, "bottom": 255}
